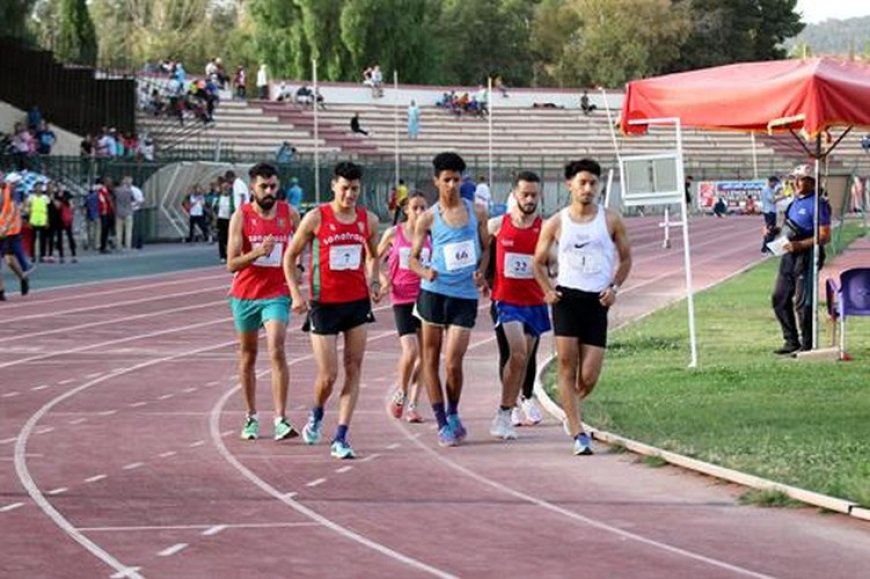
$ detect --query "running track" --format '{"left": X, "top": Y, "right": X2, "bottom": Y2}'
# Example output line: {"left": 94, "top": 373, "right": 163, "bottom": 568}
{"left": 2, "top": 216, "right": 868, "bottom": 578}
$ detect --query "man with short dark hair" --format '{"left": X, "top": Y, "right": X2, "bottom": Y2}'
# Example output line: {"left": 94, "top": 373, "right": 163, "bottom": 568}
{"left": 227, "top": 162, "right": 300, "bottom": 441}
{"left": 409, "top": 152, "right": 490, "bottom": 447}
{"left": 284, "top": 161, "right": 382, "bottom": 459}
{"left": 534, "top": 158, "right": 632, "bottom": 455}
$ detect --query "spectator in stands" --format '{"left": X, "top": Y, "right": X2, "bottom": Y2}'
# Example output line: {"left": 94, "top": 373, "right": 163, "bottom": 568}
{"left": 407, "top": 100, "right": 420, "bottom": 139}
{"left": 80, "top": 134, "right": 95, "bottom": 157}
{"left": 713, "top": 197, "right": 728, "bottom": 218}
{"left": 27, "top": 106, "right": 42, "bottom": 130}
{"left": 11, "top": 123, "right": 32, "bottom": 170}
{"left": 27, "top": 182, "right": 51, "bottom": 261}
{"left": 474, "top": 175, "right": 491, "bottom": 212}
{"left": 286, "top": 176, "right": 303, "bottom": 212}
{"left": 364, "top": 64, "right": 384, "bottom": 97}
{"left": 205, "top": 58, "right": 220, "bottom": 84}
{"left": 185, "top": 185, "right": 209, "bottom": 242}
{"left": 55, "top": 190, "right": 77, "bottom": 263}
{"left": 147, "top": 89, "right": 166, "bottom": 116}
{"left": 138, "top": 134, "right": 155, "bottom": 161}
{"left": 580, "top": 91, "right": 597, "bottom": 115}
{"left": 256, "top": 64, "right": 269, "bottom": 99}
{"left": 494, "top": 76, "right": 509, "bottom": 98}
{"left": 276, "top": 81, "right": 293, "bottom": 102}
{"left": 98, "top": 176, "right": 115, "bottom": 253}
{"left": 130, "top": 177, "right": 145, "bottom": 250}
{"left": 95, "top": 128, "right": 112, "bottom": 158}
{"left": 276, "top": 141, "right": 296, "bottom": 163}
{"left": 228, "top": 170, "right": 249, "bottom": 209}
{"left": 114, "top": 178, "right": 134, "bottom": 251}
{"left": 350, "top": 113, "right": 369, "bottom": 136}
{"left": 862, "top": 134, "right": 870, "bottom": 153}
{"left": 684, "top": 175, "right": 693, "bottom": 208}
{"left": 85, "top": 183, "right": 100, "bottom": 249}
{"left": 849, "top": 175, "right": 865, "bottom": 214}
{"left": 35, "top": 121, "right": 56, "bottom": 156}
{"left": 234, "top": 65, "right": 247, "bottom": 99}
{"left": 295, "top": 85, "right": 313, "bottom": 106}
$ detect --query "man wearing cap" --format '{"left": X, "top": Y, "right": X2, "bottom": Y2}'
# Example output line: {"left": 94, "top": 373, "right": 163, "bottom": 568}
{"left": 771, "top": 164, "right": 831, "bottom": 355}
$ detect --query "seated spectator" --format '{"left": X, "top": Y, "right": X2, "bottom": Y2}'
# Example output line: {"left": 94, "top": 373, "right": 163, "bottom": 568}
{"left": 295, "top": 85, "right": 313, "bottom": 106}
{"left": 862, "top": 134, "right": 870, "bottom": 153}
{"left": 147, "top": 89, "right": 166, "bottom": 116}
{"left": 580, "top": 90, "right": 597, "bottom": 115}
{"left": 350, "top": 113, "right": 369, "bottom": 136}
{"left": 494, "top": 75, "right": 509, "bottom": 98}
{"left": 234, "top": 65, "right": 247, "bottom": 99}
{"left": 713, "top": 197, "right": 728, "bottom": 218}
{"left": 35, "top": 121, "right": 56, "bottom": 156}
{"left": 276, "top": 141, "right": 296, "bottom": 163}
{"left": 276, "top": 81, "right": 294, "bottom": 102}
{"left": 137, "top": 134, "right": 155, "bottom": 161}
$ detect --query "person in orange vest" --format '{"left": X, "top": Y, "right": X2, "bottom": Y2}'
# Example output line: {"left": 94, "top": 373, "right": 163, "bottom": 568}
{"left": 0, "top": 174, "right": 30, "bottom": 299}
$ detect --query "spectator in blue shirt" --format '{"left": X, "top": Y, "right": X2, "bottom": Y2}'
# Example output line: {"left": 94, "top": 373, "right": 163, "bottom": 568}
{"left": 286, "top": 177, "right": 303, "bottom": 211}
{"left": 459, "top": 175, "right": 476, "bottom": 202}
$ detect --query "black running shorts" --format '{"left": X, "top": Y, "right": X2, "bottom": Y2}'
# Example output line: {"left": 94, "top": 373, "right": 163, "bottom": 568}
{"left": 303, "top": 298, "right": 374, "bottom": 335}
{"left": 551, "top": 286, "right": 609, "bottom": 348}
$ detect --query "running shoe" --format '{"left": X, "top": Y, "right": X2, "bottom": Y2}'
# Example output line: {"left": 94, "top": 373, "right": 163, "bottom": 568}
{"left": 405, "top": 407, "right": 424, "bottom": 423}
{"left": 330, "top": 439, "right": 356, "bottom": 459}
{"left": 521, "top": 397, "right": 543, "bottom": 425}
{"left": 387, "top": 389, "right": 405, "bottom": 419}
{"left": 573, "top": 432, "right": 594, "bottom": 456}
{"left": 438, "top": 424, "right": 459, "bottom": 447}
{"left": 240, "top": 415, "right": 259, "bottom": 440}
{"left": 511, "top": 406, "right": 524, "bottom": 427}
{"left": 489, "top": 409, "right": 517, "bottom": 440}
{"left": 302, "top": 414, "right": 322, "bottom": 445}
{"left": 273, "top": 417, "right": 299, "bottom": 440}
{"left": 20, "top": 278, "right": 29, "bottom": 296}
{"left": 447, "top": 414, "right": 467, "bottom": 443}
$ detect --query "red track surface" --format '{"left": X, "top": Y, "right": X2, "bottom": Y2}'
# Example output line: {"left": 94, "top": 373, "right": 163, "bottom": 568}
{"left": 2, "top": 216, "right": 868, "bottom": 578}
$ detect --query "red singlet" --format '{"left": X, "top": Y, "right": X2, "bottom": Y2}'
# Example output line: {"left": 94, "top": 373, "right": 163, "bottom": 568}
{"left": 492, "top": 214, "right": 545, "bottom": 306}
{"left": 230, "top": 202, "right": 294, "bottom": 299}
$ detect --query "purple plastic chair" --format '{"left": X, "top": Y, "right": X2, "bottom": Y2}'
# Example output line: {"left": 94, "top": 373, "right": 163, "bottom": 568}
{"left": 834, "top": 267, "right": 870, "bottom": 358}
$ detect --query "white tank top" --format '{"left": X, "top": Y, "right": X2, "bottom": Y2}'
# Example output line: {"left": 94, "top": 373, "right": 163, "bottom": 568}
{"left": 556, "top": 206, "right": 616, "bottom": 292}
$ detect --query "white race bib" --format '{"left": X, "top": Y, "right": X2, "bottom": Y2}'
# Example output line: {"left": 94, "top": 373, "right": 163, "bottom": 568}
{"left": 566, "top": 247, "right": 603, "bottom": 275}
{"left": 329, "top": 244, "right": 362, "bottom": 271}
{"left": 254, "top": 241, "right": 283, "bottom": 268}
{"left": 504, "top": 252, "right": 533, "bottom": 279}
{"left": 399, "top": 246, "right": 430, "bottom": 269}
{"left": 443, "top": 240, "right": 476, "bottom": 271}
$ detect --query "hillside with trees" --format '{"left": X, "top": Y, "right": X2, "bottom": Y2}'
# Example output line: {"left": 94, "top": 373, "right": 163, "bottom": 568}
{"left": 7, "top": 0, "right": 810, "bottom": 88}
{"left": 784, "top": 16, "right": 870, "bottom": 57}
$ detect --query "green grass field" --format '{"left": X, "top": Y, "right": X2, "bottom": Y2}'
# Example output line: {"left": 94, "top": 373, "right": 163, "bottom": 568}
{"left": 546, "top": 226, "right": 870, "bottom": 506}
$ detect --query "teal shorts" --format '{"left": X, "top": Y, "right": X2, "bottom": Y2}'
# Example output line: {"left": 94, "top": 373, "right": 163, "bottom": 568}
{"left": 229, "top": 296, "right": 291, "bottom": 333}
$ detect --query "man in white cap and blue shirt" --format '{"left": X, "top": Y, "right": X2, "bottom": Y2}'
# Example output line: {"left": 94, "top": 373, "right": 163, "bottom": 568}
{"left": 771, "top": 164, "right": 831, "bottom": 355}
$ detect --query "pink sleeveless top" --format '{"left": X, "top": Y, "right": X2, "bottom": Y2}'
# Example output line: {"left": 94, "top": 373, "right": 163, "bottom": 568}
{"left": 387, "top": 224, "right": 430, "bottom": 305}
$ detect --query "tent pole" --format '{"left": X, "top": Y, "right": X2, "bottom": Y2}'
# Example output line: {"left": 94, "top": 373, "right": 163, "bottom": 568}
{"left": 811, "top": 134, "right": 821, "bottom": 350}
{"left": 676, "top": 119, "right": 698, "bottom": 368}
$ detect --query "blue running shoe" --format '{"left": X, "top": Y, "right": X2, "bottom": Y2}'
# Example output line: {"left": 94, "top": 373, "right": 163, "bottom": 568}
{"left": 302, "top": 414, "right": 322, "bottom": 445}
{"left": 573, "top": 432, "right": 594, "bottom": 456}
{"left": 438, "top": 424, "right": 458, "bottom": 447}
{"left": 330, "top": 439, "right": 356, "bottom": 459}
{"left": 447, "top": 414, "right": 467, "bottom": 443}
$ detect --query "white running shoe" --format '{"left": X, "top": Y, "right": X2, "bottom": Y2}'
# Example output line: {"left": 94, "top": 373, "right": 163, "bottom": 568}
{"left": 511, "top": 406, "right": 524, "bottom": 427}
{"left": 521, "top": 397, "right": 543, "bottom": 425}
{"left": 490, "top": 409, "right": 517, "bottom": 440}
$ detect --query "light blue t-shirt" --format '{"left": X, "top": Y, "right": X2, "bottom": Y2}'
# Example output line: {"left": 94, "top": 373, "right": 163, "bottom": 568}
{"left": 786, "top": 193, "right": 831, "bottom": 238}
{"left": 421, "top": 199, "right": 480, "bottom": 300}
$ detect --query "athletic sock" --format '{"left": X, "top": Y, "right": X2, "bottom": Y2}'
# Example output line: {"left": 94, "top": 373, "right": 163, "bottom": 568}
{"left": 247, "top": 411, "right": 258, "bottom": 420}
{"left": 500, "top": 405, "right": 512, "bottom": 412}
{"left": 312, "top": 406, "right": 324, "bottom": 422}
{"left": 333, "top": 424, "right": 349, "bottom": 443}
{"left": 446, "top": 399, "right": 459, "bottom": 417}
{"left": 432, "top": 402, "right": 447, "bottom": 429}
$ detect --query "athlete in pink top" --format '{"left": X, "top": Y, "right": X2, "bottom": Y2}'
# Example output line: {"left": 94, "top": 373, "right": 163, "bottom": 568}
{"left": 377, "top": 192, "right": 431, "bottom": 422}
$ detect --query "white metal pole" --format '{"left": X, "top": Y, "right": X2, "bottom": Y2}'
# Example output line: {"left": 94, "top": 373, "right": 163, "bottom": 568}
{"left": 313, "top": 58, "right": 320, "bottom": 205}
{"left": 662, "top": 206, "right": 671, "bottom": 249}
{"left": 487, "top": 77, "right": 493, "bottom": 190}
{"left": 394, "top": 70, "right": 400, "bottom": 192}
{"left": 604, "top": 168, "right": 614, "bottom": 209}
{"left": 812, "top": 155, "right": 820, "bottom": 350}
{"left": 751, "top": 132, "right": 758, "bottom": 179}
{"left": 676, "top": 119, "right": 698, "bottom": 368}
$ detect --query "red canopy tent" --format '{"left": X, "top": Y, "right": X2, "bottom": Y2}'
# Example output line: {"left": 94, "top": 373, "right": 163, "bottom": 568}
{"left": 619, "top": 57, "right": 870, "bottom": 351}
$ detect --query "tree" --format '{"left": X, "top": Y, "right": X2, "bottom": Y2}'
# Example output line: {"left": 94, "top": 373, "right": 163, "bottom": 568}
{"left": 246, "top": 0, "right": 309, "bottom": 79}
{"left": 0, "top": 0, "right": 37, "bottom": 41}
{"left": 56, "top": 0, "right": 98, "bottom": 66}
{"left": 297, "top": 0, "right": 352, "bottom": 81}
{"left": 530, "top": 0, "right": 582, "bottom": 86}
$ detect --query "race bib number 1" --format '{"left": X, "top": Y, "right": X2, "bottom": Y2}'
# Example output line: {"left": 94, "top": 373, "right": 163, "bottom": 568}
{"left": 504, "top": 252, "right": 533, "bottom": 279}
{"left": 254, "top": 241, "right": 283, "bottom": 268}
{"left": 329, "top": 244, "right": 362, "bottom": 271}
{"left": 443, "top": 240, "right": 476, "bottom": 271}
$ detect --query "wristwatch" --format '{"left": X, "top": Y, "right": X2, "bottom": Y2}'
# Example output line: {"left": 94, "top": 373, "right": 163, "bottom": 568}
{"left": 609, "top": 283, "right": 620, "bottom": 294}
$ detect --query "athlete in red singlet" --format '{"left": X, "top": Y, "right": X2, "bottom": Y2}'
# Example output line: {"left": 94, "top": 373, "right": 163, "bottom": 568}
{"left": 227, "top": 162, "right": 301, "bottom": 441}
{"left": 283, "top": 161, "right": 382, "bottom": 459}
{"left": 487, "top": 172, "right": 551, "bottom": 441}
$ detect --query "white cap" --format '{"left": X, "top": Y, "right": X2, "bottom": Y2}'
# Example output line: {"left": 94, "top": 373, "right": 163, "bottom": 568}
{"left": 5, "top": 172, "right": 22, "bottom": 184}
{"left": 791, "top": 164, "right": 815, "bottom": 179}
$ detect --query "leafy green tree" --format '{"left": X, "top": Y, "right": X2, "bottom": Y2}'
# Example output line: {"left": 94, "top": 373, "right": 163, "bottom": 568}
{"left": 246, "top": 0, "right": 310, "bottom": 79}
{"left": 530, "top": 0, "right": 582, "bottom": 86}
{"left": 0, "top": 0, "right": 37, "bottom": 41}
{"left": 297, "top": 0, "right": 352, "bottom": 81}
{"left": 56, "top": 0, "right": 98, "bottom": 65}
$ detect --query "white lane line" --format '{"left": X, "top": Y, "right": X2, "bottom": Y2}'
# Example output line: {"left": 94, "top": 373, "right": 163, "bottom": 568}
{"left": 221, "top": 430, "right": 233, "bottom": 437}
{"left": 110, "top": 567, "right": 142, "bottom": 578}
{"left": 295, "top": 404, "right": 307, "bottom": 410}
{"left": 2, "top": 392, "right": 20, "bottom": 398}
{"left": 410, "top": 433, "right": 422, "bottom": 440}
{"left": 209, "top": 327, "right": 457, "bottom": 579}
{"left": 122, "top": 462, "right": 144, "bottom": 471}
{"left": 386, "top": 443, "right": 401, "bottom": 450}
{"left": 305, "top": 478, "right": 327, "bottom": 488}
{"left": 47, "top": 487, "right": 68, "bottom": 496}
{"left": 0, "top": 502, "right": 24, "bottom": 512}
{"left": 68, "top": 418, "right": 87, "bottom": 425}
{"left": 58, "top": 379, "right": 75, "bottom": 385}
{"left": 157, "top": 394, "right": 174, "bottom": 400}
{"left": 31, "top": 385, "right": 50, "bottom": 391}
{"left": 188, "top": 440, "right": 205, "bottom": 448}
{"left": 283, "top": 492, "right": 297, "bottom": 500}
{"left": 158, "top": 451, "right": 177, "bottom": 458}
{"left": 85, "top": 372, "right": 102, "bottom": 379}
{"left": 35, "top": 427, "right": 55, "bottom": 435}
{"left": 84, "top": 474, "right": 107, "bottom": 483}
{"left": 182, "top": 387, "right": 198, "bottom": 393}
{"left": 206, "top": 381, "right": 219, "bottom": 386}
{"left": 335, "top": 466, "right": 353, "bottom": 474}
{"left": 157, "top": 543, "right": 188, "bottom": 557}
{"left": 80, "top": 521, "right": 320, "bottom": 532}
{"left": 128, "top": 402, "right": 148, "bottom": 408}
{"left": 98, "top": 410, "right": 117, "bottom": 416}
{"left": 1, "top": 437, "right": 18, "bottom": 445}
{"left": 202, "top": 525, "right": 227, "bottom": 536}
{"left": 359, "top": 453, "right": 381, "bottom": 463}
